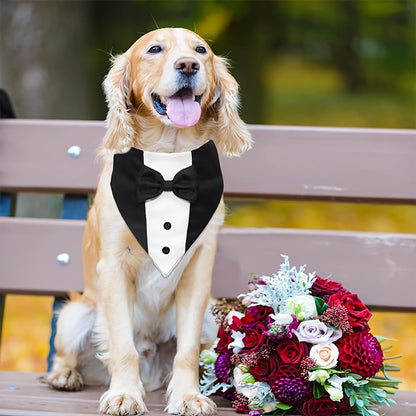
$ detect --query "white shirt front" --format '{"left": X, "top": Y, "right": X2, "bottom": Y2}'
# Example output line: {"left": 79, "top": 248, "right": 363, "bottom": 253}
{"left": 143, "top": 150, "right": 192, "bottom": 276}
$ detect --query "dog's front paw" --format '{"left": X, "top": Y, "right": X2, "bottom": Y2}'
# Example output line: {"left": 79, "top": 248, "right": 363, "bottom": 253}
{"left": 46, "top": 368, "right": 84, "bottom": 391}
{"left": 100, "top": 389, "right": 147, "bottom": 415}
{"left": 166, "top": 393, "right": 217, "bottom": 416}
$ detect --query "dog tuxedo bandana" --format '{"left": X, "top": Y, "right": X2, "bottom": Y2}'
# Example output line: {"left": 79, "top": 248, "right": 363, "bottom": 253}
{"left": 111, "top": 140, "right": 223, "bottom": 276}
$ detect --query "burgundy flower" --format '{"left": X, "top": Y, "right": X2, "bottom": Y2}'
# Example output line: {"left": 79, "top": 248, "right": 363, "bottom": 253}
{"left": 215, "top": 352, "right": 232, "bottom": 382}
{"left": 327, "top": 290, "right": 372, "bottom": 330}
{"left": 270, "top": 365, "right": 312, "bottom": 406}
{"left": 311, "top": 276, "right": 345, "bottom": 297}
{"left": 301, "top": 394, "right": 352, "bottom": 416}
{"left": 301, "top": 395, "right": 338, "bottom": 416}
{"left": 246, "top": 305, "right": 274, "bottom": 323}
{"left": 215, "top": 326, "right": 232, "bottom": 353}
{"left": 242, "top": 322, "right": 267, "bottom": 351}
{"left": 276, "top": 338, "right": 308, "bottom": 365}
{"left": 337, "top": 330, "right": 383, "bottom": 378}
{"left": 335, "top": 395, "right": 353, "bottom": 414}
{"left": 249, "top": 353, "right": 279, "bottom": 382}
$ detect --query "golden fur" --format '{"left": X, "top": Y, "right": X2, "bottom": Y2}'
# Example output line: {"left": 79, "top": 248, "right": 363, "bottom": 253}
{"left": 46, "top": 28, "right": 251, "bottom": 416}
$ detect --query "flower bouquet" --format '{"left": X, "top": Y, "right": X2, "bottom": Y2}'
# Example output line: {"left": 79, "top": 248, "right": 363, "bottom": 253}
{"left": 200, "top": 255, "right": 401, "bottom": 416}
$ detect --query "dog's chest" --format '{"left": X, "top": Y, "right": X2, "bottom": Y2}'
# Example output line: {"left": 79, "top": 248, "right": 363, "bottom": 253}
{"left": 132, "top": 247, "right": 196, "bottom": 343}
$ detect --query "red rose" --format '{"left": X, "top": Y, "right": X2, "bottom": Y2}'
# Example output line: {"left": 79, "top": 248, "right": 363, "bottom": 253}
{"left": 246, "top": 305, "right": 274, "bottom": 322}
{"left": 215, "top": 326, "right": 232, "bottom": 353}
{"left": 242, "top": 322, "right": 266, "bottom": 351}
{"left": 230, "top": 314, "right": 254, "bottom": 331}
{"left": 327, "top": 290, "right": 371, "bottom": 330}
{"left": 249, "top": 353, "right": 279, "bottom": 381}
{"left": 301, "top": 395, "right": 337, "bottom": 416}
{"left": 311, "top": 275, "right": 344, "bottom": 297}
{"left": 276, "top": 338, "right": 308, "bottom": 364}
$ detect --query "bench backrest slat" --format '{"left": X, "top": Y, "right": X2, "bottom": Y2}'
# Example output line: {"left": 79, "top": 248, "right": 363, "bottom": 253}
{"left": 1, "top": 217, "right": 415, "bottom": 309}
{"left": 1, "top": 120, "right": 415, "bottom": 203}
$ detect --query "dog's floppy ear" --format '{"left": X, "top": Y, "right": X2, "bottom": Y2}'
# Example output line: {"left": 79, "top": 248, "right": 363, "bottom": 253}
{"left": 101, "top": 53, "right": 136, "bottom": 153}
{"left": 211, "top": 56, "right": 252, "bottom": 157}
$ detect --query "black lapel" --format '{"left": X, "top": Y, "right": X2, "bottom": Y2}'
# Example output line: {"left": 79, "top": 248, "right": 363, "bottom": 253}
{"left": 186, "top": 141, "right": 224, "bottom": 250}
{"left": 110, "top": 148, "right": 148, "bottom": 252}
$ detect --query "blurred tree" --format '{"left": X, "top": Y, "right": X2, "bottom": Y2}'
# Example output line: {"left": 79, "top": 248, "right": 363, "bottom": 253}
{"left": 0, "top": 0, "right": 91, "bottom": 118}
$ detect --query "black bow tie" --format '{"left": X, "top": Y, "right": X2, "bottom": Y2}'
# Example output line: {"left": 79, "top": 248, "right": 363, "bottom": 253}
{"left": 136, "top": 164, "right": 198, "bottom": 203}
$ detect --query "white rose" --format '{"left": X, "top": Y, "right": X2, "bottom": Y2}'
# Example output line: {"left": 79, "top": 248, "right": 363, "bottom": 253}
{"left": 284, "top": 295, "right": 318, "bottom": 321}
{"left": 309, "top": 343, "right": 339, "bottom": 369}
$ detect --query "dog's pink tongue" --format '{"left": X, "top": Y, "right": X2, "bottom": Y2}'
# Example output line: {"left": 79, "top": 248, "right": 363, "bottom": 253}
{"left": 166, "top": 94, "right": 201, "bottom": 127}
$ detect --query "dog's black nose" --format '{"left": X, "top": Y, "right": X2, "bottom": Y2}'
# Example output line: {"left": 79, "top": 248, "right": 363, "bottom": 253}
{"left": 175, "top": 57, "right": 200, "bottom": 75}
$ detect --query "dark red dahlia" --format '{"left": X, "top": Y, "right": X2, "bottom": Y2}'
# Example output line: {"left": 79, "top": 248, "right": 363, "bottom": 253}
{"left": 215, "top": 352, "right": 232, "bottom": 383}
{"left": 337, "top": 331, "right": 383, "bottom": 378}
{"left": 270, "top": 365, "right": 312, "bottom": 406}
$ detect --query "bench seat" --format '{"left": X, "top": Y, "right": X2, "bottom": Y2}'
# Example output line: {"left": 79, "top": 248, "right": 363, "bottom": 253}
{"left": 1, "top": 372, "right": 415, "bottom": 416}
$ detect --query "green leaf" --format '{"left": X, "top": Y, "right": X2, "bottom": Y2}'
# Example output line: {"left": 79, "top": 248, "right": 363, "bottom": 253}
{"left": 313, "top": 382, "right": 326, "bottom": 399}
{"left": 314, "top": 296, "right": 328, "bottom": 315}
{"left": 276, "top": 403, "right": 292, "bottom": 410}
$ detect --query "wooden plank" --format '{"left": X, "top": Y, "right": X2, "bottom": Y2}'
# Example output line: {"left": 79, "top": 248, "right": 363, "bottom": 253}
{"left": 0, "top": 372, "right": 414, "bottom": 416}
{"left": 1, "top": 217, "right": 415, "bottom": 309}
{"left": 0, "top": 119, "right": 104, "bottom": 194}
{"left": 1, "top": 120, "right": 415, "bottom": 203}
{"left": 223, "top": 125, "right": 416, "bottom": 203}
{"left": 0, "top": 372, "right": 234, "bottom": 416}
{"left": 0, "top": 217, "right": 85, "bottom": 295}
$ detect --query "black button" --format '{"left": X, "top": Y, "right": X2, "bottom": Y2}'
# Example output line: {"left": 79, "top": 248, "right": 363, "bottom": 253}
{"left": 162, "top": 246, "right": 170, "bottom": 254}
{"left": 163, "top": 222, "right": 172, "bottom": 230}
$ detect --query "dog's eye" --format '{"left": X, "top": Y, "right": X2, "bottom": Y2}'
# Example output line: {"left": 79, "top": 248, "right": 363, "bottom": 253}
{"left": 195, "top": 45, "right": 207, "bottom": 54}
{"left": 147, "top": 45, "right": 162, "bottom": 54}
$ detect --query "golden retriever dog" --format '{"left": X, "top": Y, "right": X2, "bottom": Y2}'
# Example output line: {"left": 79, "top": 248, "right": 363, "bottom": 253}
{"left": 46, "top": 28, "right": 251, "bottom": 416}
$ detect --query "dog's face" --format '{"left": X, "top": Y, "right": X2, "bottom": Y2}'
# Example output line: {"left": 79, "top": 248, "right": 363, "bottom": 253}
{"left": 129, "top": 28, "right": 215, "bottom": 128}
{"left": 103, "top": 28, "right": 252, "bottom": 157}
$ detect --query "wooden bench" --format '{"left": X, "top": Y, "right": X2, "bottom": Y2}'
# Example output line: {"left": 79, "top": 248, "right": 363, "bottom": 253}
{"left": 0, "top": 119, "right": 415, "bottom": 415}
